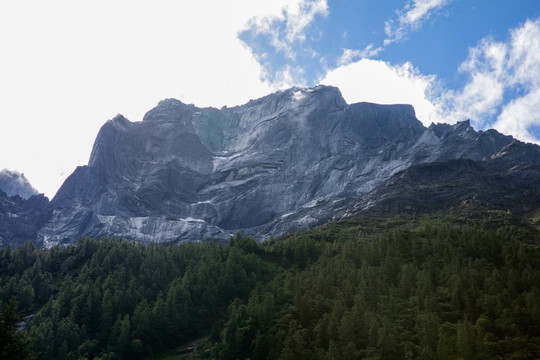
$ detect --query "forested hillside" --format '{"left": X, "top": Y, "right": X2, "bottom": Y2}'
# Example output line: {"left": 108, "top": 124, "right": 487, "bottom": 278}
{"left": 1, "top": 214, "right": 540, "bottom": 359}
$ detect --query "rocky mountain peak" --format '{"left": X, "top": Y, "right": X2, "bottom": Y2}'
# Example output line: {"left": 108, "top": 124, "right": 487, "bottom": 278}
{"left": 87, "top": 114, "right": 130, "bottom": 165}
{"left": 2, "top": 86, "right": 539, "bottom": 248}
{"left": 238, "top": 85, "right": 346, "bottom": 120}
{"left": 142, "top": 98, "right": 195, "bottom": 123}
{"left": 293, "top": 85, "right": 347, "bottom": 109}
{"left": 35, "top": 86, "right": 540, "bottom": 247}
{"left": 428, "top": 120, "right": 474, "bottom": 139}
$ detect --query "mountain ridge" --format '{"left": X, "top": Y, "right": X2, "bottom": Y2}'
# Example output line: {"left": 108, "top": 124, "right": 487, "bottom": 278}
{"left": 1, "top": 85, "right": 539, "bottom": 248}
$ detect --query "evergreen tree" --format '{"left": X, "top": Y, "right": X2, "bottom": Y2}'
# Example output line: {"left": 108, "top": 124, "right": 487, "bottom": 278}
{"left": 0, "top": 297, "right": 36, "bottom": 360}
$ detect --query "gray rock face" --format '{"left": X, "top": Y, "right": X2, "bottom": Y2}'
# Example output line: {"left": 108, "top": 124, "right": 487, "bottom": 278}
{"left": 0, "top": 171, "right": 49, "bottom": 247}
{"left": 28, "top": 85, "right": 540, "bottom": 247}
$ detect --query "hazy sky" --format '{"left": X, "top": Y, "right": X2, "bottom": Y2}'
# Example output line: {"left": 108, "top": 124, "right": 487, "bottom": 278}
{"left": 2, "top": 0, "right": 540, "bottom": 198}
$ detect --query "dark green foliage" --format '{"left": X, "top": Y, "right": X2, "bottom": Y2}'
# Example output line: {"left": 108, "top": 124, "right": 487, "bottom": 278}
{"left": 210, "top": 217, "right": 540, "bottom": 360}
{"left": 0, "top": 296, "right": 36, "bottom": 360}
{"left": 1, "top": 215, "right": 540, "bottom": 359}
{"left": 0, "top": 235, "right": 275, "bottom": 359}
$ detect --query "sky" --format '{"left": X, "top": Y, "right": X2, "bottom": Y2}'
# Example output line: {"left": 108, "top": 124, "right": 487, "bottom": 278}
{"left": 2, "top": 0, "right": 540, "bottom": 198}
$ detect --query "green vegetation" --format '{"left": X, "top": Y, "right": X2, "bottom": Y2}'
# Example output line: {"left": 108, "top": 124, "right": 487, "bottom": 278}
{"left": 1, "top": 215, "right": 540, "bottom": 359}
{"left": 0, "top": 235, "right": 274, "bottom": 359}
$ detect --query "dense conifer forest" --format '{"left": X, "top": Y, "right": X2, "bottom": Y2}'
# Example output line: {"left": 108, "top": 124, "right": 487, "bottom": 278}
{"left": 1, "top": 214, "right": 540, "bottom": 359}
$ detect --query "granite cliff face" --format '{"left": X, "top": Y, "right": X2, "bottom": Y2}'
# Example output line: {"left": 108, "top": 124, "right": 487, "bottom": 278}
{"left": 31, "top": 85, "right": 540, "bottom": 247}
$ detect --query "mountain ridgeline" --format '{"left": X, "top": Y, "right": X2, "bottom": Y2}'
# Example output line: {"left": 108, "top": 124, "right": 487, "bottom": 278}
{"left": 1, "top": 85, "right": 540, "bottom": 247}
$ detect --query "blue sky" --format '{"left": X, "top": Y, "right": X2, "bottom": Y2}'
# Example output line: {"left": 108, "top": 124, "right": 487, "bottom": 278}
{"left": 1, "top": 0, "right": 540, "bottom": 197}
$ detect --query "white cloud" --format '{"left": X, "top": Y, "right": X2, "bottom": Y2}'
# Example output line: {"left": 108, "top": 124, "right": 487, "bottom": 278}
{"left": 436, "top": 17, "right": 540, "bottom": 143}
{"left": 507, "top": 19, "right": 540, "bottom": 88}
{"left": 284, "top": 0, "right": 328, "bottom": 44}
{"left": 242, "top": 0, "right": 328, "bottom": 60}
{"left": 337, "top": 45, "right": 383, "bottom": 66}
{"left": 438, "top": 72, "right": 505, "bottom": 126}
{"left": 384, "top": 0, "right": 452, "bottom": 45}
{"left": 321, "top": 59, "right": 438, "bottom": 125}
{"left": 0, "top": 0, "right": 307, "bottom": 197}
{"left": 494, "top": 88, "right": 540, "bottom": 143}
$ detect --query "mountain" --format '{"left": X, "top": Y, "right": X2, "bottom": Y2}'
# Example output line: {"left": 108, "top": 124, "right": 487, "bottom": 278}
{"left": 1, "top": 85, "right": 539, "bottom": 248}
{"left": 0, "top": 169, "right": 39, "bottom": 199}
{"left": 29, "top": 85, "right": 538, "bottom": 247}
{"left": 0, "top": 170, "right": 49, "bottom": 247}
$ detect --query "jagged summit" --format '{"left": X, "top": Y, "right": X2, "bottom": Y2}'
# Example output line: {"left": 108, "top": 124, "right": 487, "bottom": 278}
{"left": 242, "top": 85, "right": 346, "bottom": 108}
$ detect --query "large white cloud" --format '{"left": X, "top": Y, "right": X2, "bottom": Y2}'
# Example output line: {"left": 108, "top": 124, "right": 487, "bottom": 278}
{"left": 321, "top": 59, "right": 438, "bottom": 126}
{"left": 0, "top": 0, "right": 303, "bottom": 197}
{"left": 3, "top": 1, "right": 540, "bottom": 199}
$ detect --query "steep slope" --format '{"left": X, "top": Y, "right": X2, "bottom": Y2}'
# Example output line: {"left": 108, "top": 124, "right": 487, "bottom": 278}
{"left": 35, "top": 85, "right": 536, "bottom": 247}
